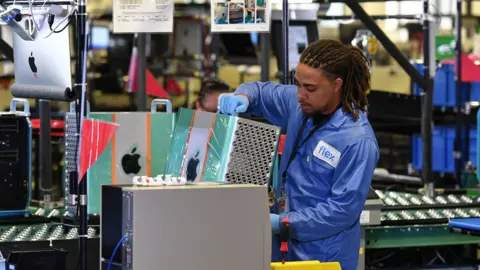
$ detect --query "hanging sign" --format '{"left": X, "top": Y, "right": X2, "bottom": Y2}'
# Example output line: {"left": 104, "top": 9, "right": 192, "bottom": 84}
{"left": 435, "top": 35, "right": 456, "bottom": 61}
{"left": 112, "top": 0, "right": 174, "bottom": 33}
{"left": 210, "top": 0, "right": 271, "bottom": 32}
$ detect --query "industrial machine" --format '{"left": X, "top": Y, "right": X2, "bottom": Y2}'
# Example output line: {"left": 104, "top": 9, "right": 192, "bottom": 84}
{"left": 100, "top": 184, "right": 271, "bottom": 270}
{"left": 358, "top": 188, "right": 383, "bottom": 270}
{"left": 0, "top": 99, "right": 32, "bottom": 218}
{"left": 364, "top": 190, "right": 480, "bottom": 269}
{"left": 0, "top": 183, "right": 479, "bottom": 270}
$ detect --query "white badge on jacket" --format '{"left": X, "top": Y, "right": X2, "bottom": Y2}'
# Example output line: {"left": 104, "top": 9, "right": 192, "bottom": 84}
{"left": 313, "top": 140, "right": 341, "bottom": 168}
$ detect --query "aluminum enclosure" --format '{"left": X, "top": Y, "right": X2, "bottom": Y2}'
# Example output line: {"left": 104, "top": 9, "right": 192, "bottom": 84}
{"left": 101, "top": 184, "right": 271, "bottom": 270}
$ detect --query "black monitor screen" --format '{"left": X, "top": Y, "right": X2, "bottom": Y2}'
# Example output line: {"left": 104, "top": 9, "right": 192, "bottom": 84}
{"left": 219, "top": 33, "right": 258, "bottom": 65}
{"left": 271, "top": 20, "right": 319, "bottom": 72}
{"left": 150, "top": 34, "right": 170, "bottom": 59}
{"left": 107, "top": 33, "right": 134, "bottom": 73}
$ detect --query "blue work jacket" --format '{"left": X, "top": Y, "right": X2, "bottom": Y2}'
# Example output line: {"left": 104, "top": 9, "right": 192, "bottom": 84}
{"left": 236, "top": 82, "right": 379, "bottom": 270}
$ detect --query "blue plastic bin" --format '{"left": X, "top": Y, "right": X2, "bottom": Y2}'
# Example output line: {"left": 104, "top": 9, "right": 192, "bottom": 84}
{"left": 470, "top": 128, "right": 477, "bottom": 166}
{"left": 445, "top": 128, "right": 477, "bottom": 173}
{"left": 412, "top": 127, "right": 447, "bottom": 172}
{"left": 412, "top": 63, "right": 471, "bottom": 107}
{"left": 412, "top": 126, "right": 477, "bottom": 174}
{"left": 477, "top": 109, "right": 480, "bottom": 181}
{"left": 470, "top": 82, "right": 480, "bottom": 101}
{"left": 413, "top": 63, "right": 451, "bottom": 106}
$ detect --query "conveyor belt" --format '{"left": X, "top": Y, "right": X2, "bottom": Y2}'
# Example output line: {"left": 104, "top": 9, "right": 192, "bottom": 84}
{"left": 381, "top": 208, "right": 480, "bottom": 225}
{"left": 4, "top": 189, "right": 480, "bottom": 240}
{"left": 376, "top": 190, "right": 480, "bottom": 210}
{"left": 0, "top": 223, "right": 99, "bottom": 242}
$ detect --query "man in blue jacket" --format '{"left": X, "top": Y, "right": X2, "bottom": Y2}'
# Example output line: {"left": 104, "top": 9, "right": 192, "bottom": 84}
{"left": 219, "top": 39, "right": 379, "bottom": 269}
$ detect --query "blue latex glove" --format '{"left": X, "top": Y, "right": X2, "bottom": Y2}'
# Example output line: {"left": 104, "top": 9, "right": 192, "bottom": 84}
{"left": 271, "top": 213, "right": 280, "bottom": 234}
{"left": 218, "top": 95, "right": 249, "bottom": 115}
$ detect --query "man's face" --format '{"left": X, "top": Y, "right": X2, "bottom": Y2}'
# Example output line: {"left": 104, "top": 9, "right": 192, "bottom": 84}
{"left": 295, "top": 63, "right": 343, "bottom": 115}
{"left": 196, "top": 92, "right": 222, "bottom": 112}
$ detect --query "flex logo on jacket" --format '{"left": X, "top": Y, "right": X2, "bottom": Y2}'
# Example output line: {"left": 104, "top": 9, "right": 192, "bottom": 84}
{"left": 313, "top": 140, "right": 341, "bottom": 168}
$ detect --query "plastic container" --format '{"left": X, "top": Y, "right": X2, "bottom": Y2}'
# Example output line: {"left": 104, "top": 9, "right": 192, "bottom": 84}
{"left": 477, "top": 109, "right": 480, "bottom": 181}
{"left": 413, "top": 63, "right": 450, "bottom": 106}
{"left": 469, "top": 82, "right": 480, "bottom": 101}
{"left": 445, "top": 127, "right": 477, "bottom": 173}
{"left": 412, "top": 127, "right": 446, "bottom": 172}
{"left": 412, "top": 63, "right": 468, "bottom": 107}
{"left": 412, "top": 126, "right": 477, "bottom": 174}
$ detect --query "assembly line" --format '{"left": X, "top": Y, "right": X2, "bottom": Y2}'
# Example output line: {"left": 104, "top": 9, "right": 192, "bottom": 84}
{"left": 0, "top": 0, "right": 480, "bottom": 270}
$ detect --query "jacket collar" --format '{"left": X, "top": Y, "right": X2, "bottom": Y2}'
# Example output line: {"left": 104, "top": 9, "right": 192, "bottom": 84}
{"left": 328, "top": 107, "right": 348, "bottom": 129}
{"left": 297, "top": 106, "right": 348, "bottom": 129}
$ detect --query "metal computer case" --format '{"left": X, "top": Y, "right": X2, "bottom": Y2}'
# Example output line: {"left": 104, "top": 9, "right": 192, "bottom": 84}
{"left": 0, "top": 99, "right": 32, "bottom": 216}
{"left": 101, "top": 184, "right": 271, "bottom": 270}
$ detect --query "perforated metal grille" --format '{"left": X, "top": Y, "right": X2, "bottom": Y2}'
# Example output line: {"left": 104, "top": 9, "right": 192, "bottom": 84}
{"left": 64, "top": 112, "right": 78, "bottom": 204}
{"left": 224, "top": 118, "right": 280, "bottom": 185}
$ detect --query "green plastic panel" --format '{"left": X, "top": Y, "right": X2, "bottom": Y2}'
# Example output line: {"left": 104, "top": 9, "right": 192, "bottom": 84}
{"left": 151, "top": 113, "right": 175, "bottom": 176}
{"left": 86, "top": 112, "right": 175, "bottom": 214}
{"left": 165, "top": 108, "right": 236, "bottom": 182}
{"left": 203, "top": 113, "right": 236, "bottom": 181}
{"left": 86, "top": 113, "right": 112, "bottom": 215}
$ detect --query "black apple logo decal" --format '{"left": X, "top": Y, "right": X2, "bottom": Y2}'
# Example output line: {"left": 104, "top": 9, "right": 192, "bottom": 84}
{"left": 121, "top": 147, "right": 141, "bottom": 175}
{"left": 28, "top": 52, "right": 37, "bottom": 78}
{"left": 186, "top": 150, "right": 200, "bottom": 182}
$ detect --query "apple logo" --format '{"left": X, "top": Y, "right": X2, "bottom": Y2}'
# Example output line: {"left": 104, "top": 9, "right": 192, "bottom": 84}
{"left": 28, "top": 52, "right": 38, "bottom": 78}
{"left": 121, "top": 147, "right": 141, "bottom": 175}
{"left": 186, "top": 150, "right": 200, "bottom": 182}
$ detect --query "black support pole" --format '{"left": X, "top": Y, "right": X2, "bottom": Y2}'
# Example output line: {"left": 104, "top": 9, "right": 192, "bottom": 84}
{"left": 260, "top": 33, "right": 270, "bottom": 82}
{"left": 75, "top": 0, "right": 88, "bottom": 268}
{"left": 344, "top": 0, "right": 427, "bottom": 90}
{"left": 137, "top": 33, "right": 147, "bottom": 111}
{"left": 39, "top": 100, "right": 53, "bottom": 207}
{"left": 422, "top": 0, "right": 434, "bottom": 195}
{"left": 281, "top": 0, "right": 289, "bottom": 84}
{"left": 455, "top": 0, "right": 463, "bottom": 187}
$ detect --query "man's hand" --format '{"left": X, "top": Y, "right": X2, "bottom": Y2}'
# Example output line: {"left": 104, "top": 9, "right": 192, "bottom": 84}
{"left": 271, "top": 213, "right": 280, "bottom": 234}
{"left": 218, "top": 94, "right": 249, "bottom": 115}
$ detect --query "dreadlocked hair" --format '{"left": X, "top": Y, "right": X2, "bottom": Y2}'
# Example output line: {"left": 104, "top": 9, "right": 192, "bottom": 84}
{"left": 299, "top": 39, "right": 370, "bottom": 120}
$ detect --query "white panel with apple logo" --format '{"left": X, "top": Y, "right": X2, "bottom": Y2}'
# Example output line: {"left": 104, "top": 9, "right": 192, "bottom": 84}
{"left": 181, "top": 111, "right": 216, "bottom": 182}
{"left": 114, "top": 113, "right": 148, "bottom": 183}
{"left": 11, "top": 14, "right": 72, "bottom": 99}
